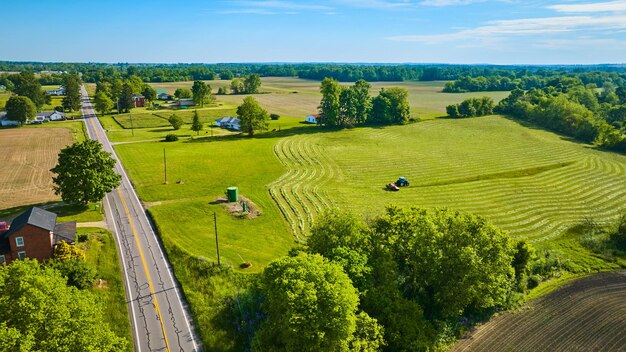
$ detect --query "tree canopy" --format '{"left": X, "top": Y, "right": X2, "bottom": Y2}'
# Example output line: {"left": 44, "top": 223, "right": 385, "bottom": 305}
{"left": 62, "top": 73, "right": 82, "bottom": 112}
{"left": 236, "top": 96, "right": 269, "bottom": 136}
{"left": 255, "top": 253, "right": 360, "bottom": 352}
{"left": 190, "top": 110, "right": 203, "bottom": 135}
{"left": 51, "top": 140, "right": 121, "bottom": 204}
{"left": 5, "top": 96, "right": 36, "bottom": 124}
{"left": 191, "top": 80, "right": 212, "bottom": 107}
{"left": 93, "top": 91, "right": 114, "bottom": 115}
{"left": 0, "top": 259, "right": 127, "bottom": 351}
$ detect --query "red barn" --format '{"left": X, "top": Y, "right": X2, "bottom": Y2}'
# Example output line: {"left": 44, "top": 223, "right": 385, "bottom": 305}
{"left": 132, "top": 95, "right": 146, "bottom": 108}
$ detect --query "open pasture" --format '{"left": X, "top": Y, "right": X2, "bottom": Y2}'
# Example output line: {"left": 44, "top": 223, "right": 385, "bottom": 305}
{"left": 0, "top": 127, "right": 72, "bottom": 210}
{"left": 150, "top": 77, "right": 510, "bottom": 119}
{"left": 269, "top": 115, "right": 626, "bottom": 243}
{"left": 452, "top": 270, "right": 626, "bottom": 352}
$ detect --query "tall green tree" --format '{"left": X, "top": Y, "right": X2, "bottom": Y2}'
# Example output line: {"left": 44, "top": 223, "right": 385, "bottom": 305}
{"left": 93, "top": 92, "right": 114, "bottom": 115}
{"left": 319, "top": 77, "right": 343, "bottom": 127}
{"left": 7, "top": 71, "right": 46, "bottom": 108}
{"left": 353, "top": 79, "right": 372, "bottom": 124}
{"left": 254, "top": 254, "right": 360, "bottom": 352}
{"left": 142, "top": 85, "right": 157, "bottom": 103}
{"left": 236, "top": 96, "right": 269, "bottom": 136}
{"left": 191, "top": 80, "right": 212, "bottom": 107}
{"left": 62, "top": 74, "right": 82, "bottom": 112}
{"left": 117, "top": 82, "right": 134, "bottom": 113}
{"left": 0, "top": 259, "right": 127, "bottom": 351}
{"left": 231, "top": 78, "right": 245, "bottom": 94}
{"left": 244, "top": 74, "right": 261, "bottom": 94}
{"left": 190, "top": 110, "right": 203, "bottom": 135}
{"left": 339, "top": 87, "right": 359, "bottom": 127}
{"left": 372, "top": 207, "right": 515, "bottom": 319}
{"left": 5, "top": 96, "right": 36, "bottom": 124}
{"left": 174, "top": 87, "right": 192, "bottom": 99}
{"left": 51, "top": 140, "right": 121, "bottom": 204}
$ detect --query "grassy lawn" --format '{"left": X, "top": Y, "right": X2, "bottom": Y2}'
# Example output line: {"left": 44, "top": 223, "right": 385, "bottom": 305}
{"left": 79, "top": 227, "right": 133, "bottom": 351}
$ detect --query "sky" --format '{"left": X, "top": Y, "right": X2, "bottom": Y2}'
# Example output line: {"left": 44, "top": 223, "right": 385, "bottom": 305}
{"left": 2, "top": 0, "right": 626, "bottom": 64}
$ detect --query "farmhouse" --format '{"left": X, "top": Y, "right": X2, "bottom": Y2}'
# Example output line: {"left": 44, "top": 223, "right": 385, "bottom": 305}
{"left": 132, "top": 95, "right": 146, "bottom": 108}
{"left": 0, "top": 207, "right": 76, "bottom": 264}
{"left": 305, "top": 114, "right": 319, "bottom": 124}
{"left": 177, "top": 98, "right": 195, "bottom": 107}
{"left": 215, "top": 116, "right": 241, "bottom": 131}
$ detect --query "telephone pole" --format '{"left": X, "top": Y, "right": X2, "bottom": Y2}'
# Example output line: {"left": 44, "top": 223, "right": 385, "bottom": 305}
{"left": 214, "top": 212, "right": 221, "bottom": 266}
{"left": 163, "top": 148, "right": 167, "bottom": 184}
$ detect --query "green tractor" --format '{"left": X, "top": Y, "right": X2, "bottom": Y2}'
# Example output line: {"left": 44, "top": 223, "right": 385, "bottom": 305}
{"left": 395, "top": 177, "right": 409, "bottom": 187}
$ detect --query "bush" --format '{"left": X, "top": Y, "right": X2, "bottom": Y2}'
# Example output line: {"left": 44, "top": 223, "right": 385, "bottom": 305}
{"left": 610, "top": 214, "right": 626, "bottom": 250}
{"left": 168, "top": 114, "right": 184, "bottom": 130}
{"left": 48, "top": 259, "right": 96, "bottom": 289}
{"left": 270, "top": 113, "right": 280, "bottom": 120}
{"left": 164, "top": 134, "right": 179, "bottom": 142}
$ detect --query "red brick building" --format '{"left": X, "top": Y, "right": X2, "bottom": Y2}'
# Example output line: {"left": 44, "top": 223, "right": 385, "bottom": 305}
{"left": 0, "top": 207, "right": 76, "bottom": 264}
{"left": 132, "top": 95, "right": 146, "bottom": 108}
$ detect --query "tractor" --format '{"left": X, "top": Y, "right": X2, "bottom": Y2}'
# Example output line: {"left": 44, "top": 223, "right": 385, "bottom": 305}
{"left": 395, "top": 177, "right": 410, "bottom": 187}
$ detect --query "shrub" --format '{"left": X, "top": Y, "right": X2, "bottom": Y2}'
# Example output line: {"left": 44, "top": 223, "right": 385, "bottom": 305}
{"left": 164, "top": 134, "right": 179, "bottom": 142}
{"left": 270, "top": 113, "right": 280, "bottom": 120}
{"left": 609, "top": 214, "right": 626, "bottom": 250}
{"left": 168, "top": 114, "right": 184, "bottom": 130}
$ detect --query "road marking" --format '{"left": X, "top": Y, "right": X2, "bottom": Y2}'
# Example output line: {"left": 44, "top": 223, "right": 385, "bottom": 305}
{"left": 105, "top": 196, "right": 143, "bottom": 352}
{"left": 117, "top": 187, "right": 171, "bottom": 352}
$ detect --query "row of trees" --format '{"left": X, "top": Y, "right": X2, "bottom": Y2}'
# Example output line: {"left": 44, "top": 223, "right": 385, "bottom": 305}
{"left": 93, "top": 74, "right": 157, "bottom": 114}
{"left": 318, "top": 78, "right": 410, "bottom": 127}
{"left": 234, "top": 207, "right": 531, "bottom": 351}
{"left": 496, "top": 82, "right": 626, "bottom": 152}
{"left": 446, "top": 97, "right": 495, "bottom": 118}
{"left": 443, "top": 73, "right": 626, "bottom": 93}
{"left": 5, "top": 62, "right": 625, "bottom": 84}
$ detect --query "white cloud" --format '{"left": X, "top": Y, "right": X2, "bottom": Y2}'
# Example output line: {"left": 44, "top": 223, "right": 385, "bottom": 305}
{"left": 388, "top": 14, "right": 626, "bottom": 43}
{"left": 548, "top": 0, "right": 626, "bottom": 13}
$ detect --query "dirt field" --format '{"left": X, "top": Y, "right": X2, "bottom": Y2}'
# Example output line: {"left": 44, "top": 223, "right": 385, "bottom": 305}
{"left": 0, "top": 128, "right": 72, "bottom": 210}
{"left": 453, "top": 270, "right": 626, "bottom": 352}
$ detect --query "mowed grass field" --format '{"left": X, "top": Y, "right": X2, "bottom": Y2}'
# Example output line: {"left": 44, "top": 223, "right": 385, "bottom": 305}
{"left": 111, "top": 79, "right": 626, "bottom": 270}
{"left": 452, "top": 270, "right": 626, "bottom": 352}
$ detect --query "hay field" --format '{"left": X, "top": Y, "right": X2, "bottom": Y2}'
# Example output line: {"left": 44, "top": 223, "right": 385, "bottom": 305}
{"left": 0, "top": 128, "right": 72, "bottom": 210}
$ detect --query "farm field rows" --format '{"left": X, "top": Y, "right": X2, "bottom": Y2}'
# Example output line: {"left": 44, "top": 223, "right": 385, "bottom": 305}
{"left": 452, "top": 270, "right": 626, "bottom": 352}
{"left": 0, "top": 127, "right": 73, "bottom": 210}
{"left": 269, "top": 115, "right": 626, "bottom": 243}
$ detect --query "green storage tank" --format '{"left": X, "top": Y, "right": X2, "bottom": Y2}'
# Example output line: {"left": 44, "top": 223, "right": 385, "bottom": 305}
{"left": 226, "top": 187, "right": 239, "bottom": 202}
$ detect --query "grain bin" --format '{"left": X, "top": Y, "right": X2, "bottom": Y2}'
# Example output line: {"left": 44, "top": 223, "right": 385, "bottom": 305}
{"left": 226, "top": 187, "right": 239, "bottom": 202}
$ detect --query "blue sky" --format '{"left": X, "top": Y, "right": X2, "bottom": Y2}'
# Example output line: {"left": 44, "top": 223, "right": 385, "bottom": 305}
{"left": 2, "top": 0, "right": 626, "bottom": 64}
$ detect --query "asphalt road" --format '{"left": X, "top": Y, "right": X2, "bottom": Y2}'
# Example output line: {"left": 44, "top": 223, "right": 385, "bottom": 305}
{"left": 80, "top": 87, "right": 200, "bottom": 352}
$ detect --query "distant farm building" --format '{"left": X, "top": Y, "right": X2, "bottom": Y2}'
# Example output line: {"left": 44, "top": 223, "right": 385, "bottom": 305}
{"left": 0, "top": 112, "right": 19, "bottom": 126}
{"left": 132, "top": 95, "right": 146, "bottom": 108}
{"left": 0, "top": 207, "right": 76, "bottom": 264}
{"left": 215, "top": 116, "right": 241, "bottom": 131}
{"left": 45, "top": 86, "right": 65, "bottom": 96}
{"left": 157, "top": 93, "right": 174, "bottom": 100}
{"left": 305, "top": 114, "right": 319, "bottom": 124}
{"left": 176, "top": 98, "right": 195, "bottom": 107}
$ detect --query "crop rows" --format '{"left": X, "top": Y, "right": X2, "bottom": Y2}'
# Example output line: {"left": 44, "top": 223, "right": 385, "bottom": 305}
{"left": 453, "top": 271, "right": 626, "bottom": 352}
{"left": 269, "top": 117, "right": 626, "bottom": 242}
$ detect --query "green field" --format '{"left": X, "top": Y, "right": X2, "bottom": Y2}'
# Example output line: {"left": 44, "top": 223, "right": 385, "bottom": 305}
{"left": 112, "top": 79, "right": 626, "bottom": 269}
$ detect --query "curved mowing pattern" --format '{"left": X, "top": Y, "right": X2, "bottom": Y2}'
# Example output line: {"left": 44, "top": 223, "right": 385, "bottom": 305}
{"left": 270, "top": 116, "right": 626, "bottom": 242}
{"left": 453, "top": 271, "right": 626, "bottom": 352}
{"left": 268, "top": 135, "right": 338, "bottom": 242}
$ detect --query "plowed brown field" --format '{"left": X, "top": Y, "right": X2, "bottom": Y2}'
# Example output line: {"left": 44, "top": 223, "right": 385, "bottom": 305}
{"left": 453, "top": 271, "right": 626, "bottom": 352}
{"left": 0, "top": 127, "right": 72, "bottom": 210}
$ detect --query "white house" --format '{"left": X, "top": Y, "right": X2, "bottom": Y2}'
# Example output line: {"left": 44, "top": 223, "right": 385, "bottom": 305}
{"left": 45, "top": 87, "right": 65, "bottom": 96}
{"left": 305, "top": 114, "right": 319, "bottom": 124}
{"left": 215, "top": 116, "right": 241, "bottom": 131}
{"left": 49, "top": 111, "right": 66, "bottom": 121}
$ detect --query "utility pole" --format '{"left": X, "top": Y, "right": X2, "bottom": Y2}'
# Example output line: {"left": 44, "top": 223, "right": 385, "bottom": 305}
{"left": 130, "top": 112, "right": 134, "bottom": 136}
{"left": 213, "top": 212, "right": 221, "bottom": 266}
{"left": 163, "top": 148, "right": 167, "bottom": 184}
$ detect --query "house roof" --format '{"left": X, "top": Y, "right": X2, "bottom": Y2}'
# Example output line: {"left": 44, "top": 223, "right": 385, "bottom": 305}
{"left": 53, "top": 221, "right": 77, "bottom": 245}
{"left": 3, "top": 207, "right": 57, "bottom": 238}
{"left": 36, "top": 111, "right": 55, "bottom": 117}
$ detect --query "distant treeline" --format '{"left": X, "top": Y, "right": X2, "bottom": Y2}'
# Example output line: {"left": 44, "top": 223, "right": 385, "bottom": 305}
{"left": 443, "top": 72, "right": 626, "bottom": 93}
{"left": 1, "top": 61, "right": 626, "bottom": 83}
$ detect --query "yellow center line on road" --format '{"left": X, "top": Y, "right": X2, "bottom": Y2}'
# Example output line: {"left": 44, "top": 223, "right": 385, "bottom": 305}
{"left": 117, "top": 187, "right": 171, "bottom": 352}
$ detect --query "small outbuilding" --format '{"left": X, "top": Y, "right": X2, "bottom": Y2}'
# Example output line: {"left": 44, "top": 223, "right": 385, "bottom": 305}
{"left": 176, "top": 98, "right": 195, "bottom": 107}
{"left": 305, "top": 114, "right": 319, "bottom": 124}
{"left": 215, "top": 116, "right": 241, "bottom": 131}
